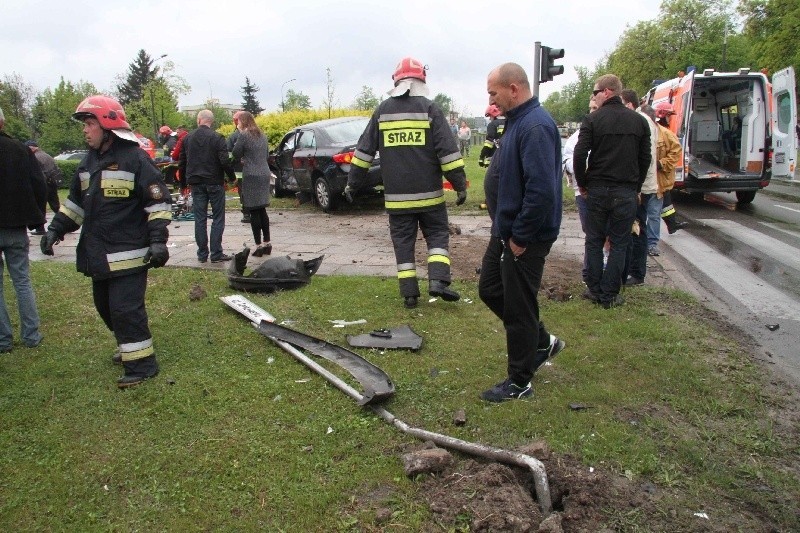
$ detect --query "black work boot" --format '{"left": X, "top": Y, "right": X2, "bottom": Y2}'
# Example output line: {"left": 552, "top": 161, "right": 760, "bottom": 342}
{"left": 117, "top": 356, "right": 159, "bottom": 389}
{"left": 404, "top": 296, "right": 418, "bottom": 309}
{"left": 428, "top": 280, "right": 460, "bottom": 302}
{"left": 663, "top": 214, "right": 689, "bottom": 234}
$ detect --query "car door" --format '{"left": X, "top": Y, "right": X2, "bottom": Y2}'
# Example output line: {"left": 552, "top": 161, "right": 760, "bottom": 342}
{"left": 292, "top": 128, "right": 317, "bottom": 193}
{"left": 274, "top": 131, "right": 299, "bottom": 192}
{"left": 770, "top": 66, "right": 797, "bottom": 179}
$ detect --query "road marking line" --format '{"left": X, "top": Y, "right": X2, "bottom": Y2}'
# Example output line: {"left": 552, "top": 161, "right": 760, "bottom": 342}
{"left": 758, "top": 222, "right": 800, "bottom": 241}
{"left": 668, "top": 232, "right": 800, "bottom": 321}
{"left": 699, "top": 219, "right": 800, "bottom": 269}
{"left": 774, "top": 204, "right": 800, "bottom": 214}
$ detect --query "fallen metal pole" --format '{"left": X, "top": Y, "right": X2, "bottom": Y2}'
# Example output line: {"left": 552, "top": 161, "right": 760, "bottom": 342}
{"left": 248, "top": 324, "right": 553, "bottom": 515}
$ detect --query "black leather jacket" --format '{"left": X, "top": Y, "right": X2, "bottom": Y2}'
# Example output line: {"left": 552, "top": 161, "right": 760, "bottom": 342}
{"left": 573, "top": 96, "right": 651, "bottom": 191}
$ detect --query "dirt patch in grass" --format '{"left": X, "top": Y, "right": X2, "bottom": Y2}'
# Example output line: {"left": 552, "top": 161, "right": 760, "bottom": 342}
{"left": 400, "top": 232, "right": 800, "bottom": 531}
{"left": 439, "top": 232, "right": 580, "bottom": 301}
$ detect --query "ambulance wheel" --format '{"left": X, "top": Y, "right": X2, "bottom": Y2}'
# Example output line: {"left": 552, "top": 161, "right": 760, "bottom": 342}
{"left": 314, "top": 176, "right": 338, "bottom": 213}
{"left": 735, "top": 190, "right": 756, "bottom": 204}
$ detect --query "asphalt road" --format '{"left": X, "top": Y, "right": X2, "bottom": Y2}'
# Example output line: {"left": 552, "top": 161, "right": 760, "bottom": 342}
{"left": 662, "top": 179, "right": 800, "bottom": 385}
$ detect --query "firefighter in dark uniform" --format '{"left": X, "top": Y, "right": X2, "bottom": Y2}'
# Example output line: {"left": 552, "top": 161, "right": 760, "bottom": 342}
{"left": 479, "top": 104, "right": 506, "bottom": 167}
{"left": 345, "top": 57, "right": 468, "bottom": 309}
{"left": 41, "top": 95, "right": 172, "bottom": 388}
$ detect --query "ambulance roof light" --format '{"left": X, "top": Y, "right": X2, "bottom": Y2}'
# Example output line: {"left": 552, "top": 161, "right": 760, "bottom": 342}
{"left": 737, "top": 68, "right": 751, "bottom": 75}
{"left": 703, "top": 69, "right": 715, "bottom": 76}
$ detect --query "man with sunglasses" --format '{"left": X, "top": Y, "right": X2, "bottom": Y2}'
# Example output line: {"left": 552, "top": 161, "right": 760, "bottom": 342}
{"left": 573, "top": 75, "right": 651, "bottom": 309}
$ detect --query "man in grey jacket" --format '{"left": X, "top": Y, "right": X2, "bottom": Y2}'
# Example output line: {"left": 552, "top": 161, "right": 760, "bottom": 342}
{"left": 179, "top": 109, "right": 237, "bottom": 263}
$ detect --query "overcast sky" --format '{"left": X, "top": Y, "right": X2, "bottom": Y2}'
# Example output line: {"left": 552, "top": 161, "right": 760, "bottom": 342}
{"left": 3, "top": 0, "right": 663, "bottom": 119}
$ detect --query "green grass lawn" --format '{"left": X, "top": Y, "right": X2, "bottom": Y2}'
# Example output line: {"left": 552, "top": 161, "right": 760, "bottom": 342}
{"left": 22, "top": 150, "right": 798, "bottom": 530}
{"left": 1, "top": 262, "right": 798, "bottom": 530}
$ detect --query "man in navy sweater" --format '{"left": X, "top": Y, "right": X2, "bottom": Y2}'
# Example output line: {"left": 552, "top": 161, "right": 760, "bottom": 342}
{"left": 478, "top": 63, "right": 565, "bottom": 402}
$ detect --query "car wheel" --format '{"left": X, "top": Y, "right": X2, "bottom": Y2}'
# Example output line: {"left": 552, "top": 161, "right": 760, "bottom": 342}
{"left": 314, "top": 176, "right": 338, "bottom": 213}
{"left": 735, "top": 190, "right": 756, "bottom": 204}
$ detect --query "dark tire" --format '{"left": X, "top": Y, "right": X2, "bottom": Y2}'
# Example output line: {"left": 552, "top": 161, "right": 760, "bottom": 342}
{"left": 735, "top": 190, "right": 756, "bottom": 204}
{"left": 314, "top": 176, "right": 338, "bottom": 213}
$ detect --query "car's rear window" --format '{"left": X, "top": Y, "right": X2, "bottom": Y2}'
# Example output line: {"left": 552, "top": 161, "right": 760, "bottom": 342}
{"left": 322, "top": 119, "right": 369, "bottom": 143}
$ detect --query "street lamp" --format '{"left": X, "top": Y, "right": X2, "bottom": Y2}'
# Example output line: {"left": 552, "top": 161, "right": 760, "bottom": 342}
{"left": 150, "top": 53, "right": 168, "bottom": 146}
{"left": 281, "top": 78, "right": 296, "bottom": 112}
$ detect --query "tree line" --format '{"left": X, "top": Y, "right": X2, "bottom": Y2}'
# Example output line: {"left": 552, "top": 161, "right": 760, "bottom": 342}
{"left": 542, "top": 0, "right": 799, "bottom": 124}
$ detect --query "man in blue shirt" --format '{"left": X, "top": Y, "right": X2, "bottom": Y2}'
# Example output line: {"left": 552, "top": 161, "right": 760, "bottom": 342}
{"left": 478, "top": 63, "right": 565, "bottom": 402}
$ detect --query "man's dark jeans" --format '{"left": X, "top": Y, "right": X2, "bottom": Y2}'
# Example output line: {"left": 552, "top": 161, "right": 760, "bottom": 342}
{"left": 191, "top": 183, "right": 226, "bottom": 261}
{"left": 625, "top": 199, "right": 649, "bottom": 282}
{"left": 478, "top": 236, "right": 553, "bottom": 385}
{"left": 585, "top": 186, "right": 637, "bottom": 304}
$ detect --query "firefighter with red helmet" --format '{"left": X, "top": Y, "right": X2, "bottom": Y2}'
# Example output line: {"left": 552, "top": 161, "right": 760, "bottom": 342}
{"left": 158, "top": 125, "right": 178, "bottom": 158}
{"left": 652, "top": 101, "right": 687, "bottom": 239}
{"left": 479, "top": 104, "right": 506, "bottom": 167}
{"left": 346, "top": 57, "right": 468, "bottom": 308}
{"left": 41, "top": 95, "right": 172, "bottom": 388}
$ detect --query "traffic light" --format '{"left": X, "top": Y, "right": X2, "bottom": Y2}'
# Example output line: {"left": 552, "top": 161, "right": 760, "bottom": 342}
{"left": 539, "top": 46, "right": 565, "bottom": 83}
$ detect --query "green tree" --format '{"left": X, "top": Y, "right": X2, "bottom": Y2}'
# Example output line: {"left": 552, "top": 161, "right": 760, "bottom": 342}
{"left": 32, "top": 77, "right": 98, "bottom": 154}
{"left": 240, "top": 77, "right": 264, "bottom": 115}
{"left": 739, "top": 0, "right": 800, "bottom": 87}
{"left": 125, "top": 78, "right": 182, "bottom": 141}
{"left": 352, "top": 85, "right": 380, "bottom": 111}
{"left": 607, "top": 0, "right": 745, "bottom": 96}
{"left": 117, "top": 49, "right": 162, "bottom": 106}
{"left": 283, "top": 89, "right": 311, "bottom": 111}
{"left": 433, "top": 93, "right": 452, "bottom": 116}
{"left": 0, "top": 74, "right": 35, "bottom": 140}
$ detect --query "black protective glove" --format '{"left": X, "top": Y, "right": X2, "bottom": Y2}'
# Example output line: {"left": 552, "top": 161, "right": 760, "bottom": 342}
{"left": 40, "top": 230, "right": 59, "bottom": 256}
{"left": 143, "top": 242, "right": 169, "bottom": 268}
{"left": 456, "top": 190, "right": 467, "bottom": 206}
{"left": 343, "top": 185, "right": 354, "bottom": 203}
{"left": 478, "top": 158, "right": 487, "bottom": 168}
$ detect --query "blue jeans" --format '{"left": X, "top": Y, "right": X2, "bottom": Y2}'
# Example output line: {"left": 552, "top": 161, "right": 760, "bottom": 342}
{"left": 0, "top": 228, "right": 43, "bottom": 349}
{"left": 191, "top": 184, "right": 226, "bottom": 261}
{"left": 644, "top": 193, "right": 663, "bottom": 249}
{"left": 585, "top": 186, "right": 637, "bottom": 304}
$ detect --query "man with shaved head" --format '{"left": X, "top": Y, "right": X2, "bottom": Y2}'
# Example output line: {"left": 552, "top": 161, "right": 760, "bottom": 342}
{"left": 478, "top": 62, "right": 564, "bottom": 402}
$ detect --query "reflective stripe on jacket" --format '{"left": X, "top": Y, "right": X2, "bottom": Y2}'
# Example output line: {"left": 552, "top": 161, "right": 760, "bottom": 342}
{"left": 348, "top": 94, "right": 467, "bottom": 214}
{"left": 50, "top": 139, "right": 171, "bottom": 279}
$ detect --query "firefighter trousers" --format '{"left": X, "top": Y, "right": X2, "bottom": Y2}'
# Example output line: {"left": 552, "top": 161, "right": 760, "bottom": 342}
{"left": 389, "top": 206, "right": 452, "bottom": 298}
{"left": 92, "top": 270, "right": 158, "bottom": 376}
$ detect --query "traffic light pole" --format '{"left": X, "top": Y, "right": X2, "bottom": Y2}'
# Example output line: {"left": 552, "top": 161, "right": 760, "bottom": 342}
{"left": 533, "top": 41, "right": 542, "bottom": 98}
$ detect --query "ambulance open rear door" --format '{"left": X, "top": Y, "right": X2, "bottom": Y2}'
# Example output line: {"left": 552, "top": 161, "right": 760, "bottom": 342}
{"left": 770, "top": 66, "right": 797, "bottom": 179}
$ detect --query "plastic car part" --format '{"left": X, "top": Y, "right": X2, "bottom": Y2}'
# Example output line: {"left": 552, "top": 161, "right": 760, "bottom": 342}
{"left": 227, "top": 248, "right": 323, "bottom": 293}
{"left": 221, "top": 295, "right": 394, "bottom": 405}
{"left": 346, "top": 325, "right": 423, "bottom": 351}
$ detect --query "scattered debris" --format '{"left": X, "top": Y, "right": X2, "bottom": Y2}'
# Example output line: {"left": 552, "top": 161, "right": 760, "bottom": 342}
{"left": 694, "top": 512, "right": 710, "bottom": 519}
{"left": 448, "top": 223, "right": 462, "bottom": 235}
{"left": 453, "top": 409, "right": 466, "bottom": 426}
{"left": 227, "top": 248, "right": 323, "bottom": 293}
{"left": 569, "top": 403, "right": 590, "bottom": 411}
{"left": 188, "top": 284, "right": 207, "bottom": 301}
{"left": 402, "top": 447, "right": 454, "bottom": 476}
{"left": 329, "top": 319, "right": 367, "bottom": 327}
{"left": 347, "top": 325, "right": 423, "bottom": 351}
{"left": 766, "top": 323, "right": 780, "bottom": 331}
